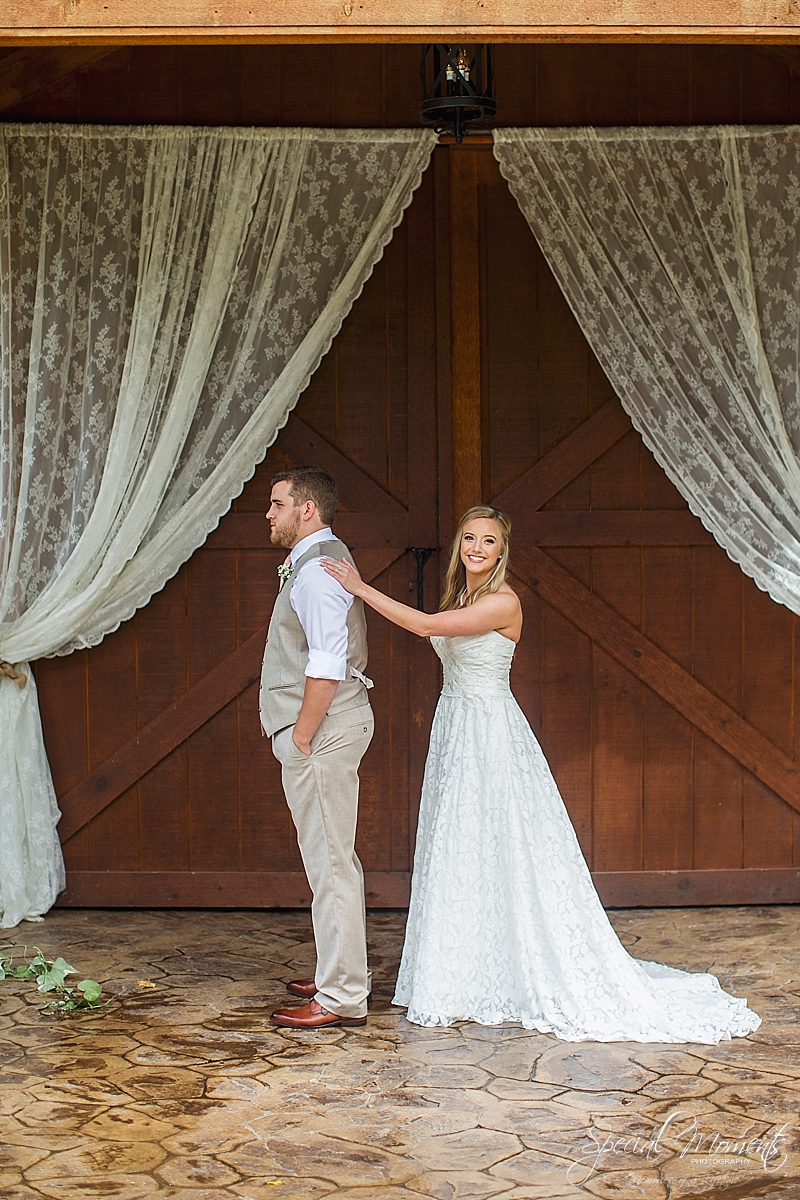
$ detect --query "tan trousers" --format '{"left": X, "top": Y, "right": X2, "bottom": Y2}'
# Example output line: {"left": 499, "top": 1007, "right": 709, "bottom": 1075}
{"left": 272, "top": 704, "right": 374, "bottom": 1018}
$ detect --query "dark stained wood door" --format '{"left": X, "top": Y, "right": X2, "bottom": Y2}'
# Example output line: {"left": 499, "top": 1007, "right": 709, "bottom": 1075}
{"left": 39, "top": 166, "right": 443, "bottom": 909}
{"left": 471, "top": 146, "right": 800, "bottom": 906}
{"left": 37, "top": 142, "right": 800, "bottom": 909}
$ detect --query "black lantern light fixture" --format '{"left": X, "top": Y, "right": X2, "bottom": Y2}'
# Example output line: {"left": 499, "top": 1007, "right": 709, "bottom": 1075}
{"left": 419, "top": 45, "right": 497, "bottom": 143}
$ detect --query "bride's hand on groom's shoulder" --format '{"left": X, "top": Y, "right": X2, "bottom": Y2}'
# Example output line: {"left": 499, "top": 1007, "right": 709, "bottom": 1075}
{"left": 321, "top": 556, "right": 363, "bottom": 596}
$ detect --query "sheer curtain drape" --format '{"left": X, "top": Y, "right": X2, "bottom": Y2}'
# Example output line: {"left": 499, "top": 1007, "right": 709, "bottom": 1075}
{"left": 0, "top": 123, "right": 435, "bottom": 928}
{"left": 494, "top": 126, "right": 800, "bottom": 614}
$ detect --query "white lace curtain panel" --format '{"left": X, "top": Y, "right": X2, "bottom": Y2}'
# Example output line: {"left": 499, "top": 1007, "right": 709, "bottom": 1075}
{"left": 0, "top": 123, "right": 435, "bottom": 928}
{"left": 494, "top": 125, "right": 800, "bottom": 616}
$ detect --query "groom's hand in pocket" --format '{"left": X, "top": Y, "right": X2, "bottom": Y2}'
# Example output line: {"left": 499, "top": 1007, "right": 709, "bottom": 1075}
{"left": 292, "top": 677, "right": 339, "bottom": 757}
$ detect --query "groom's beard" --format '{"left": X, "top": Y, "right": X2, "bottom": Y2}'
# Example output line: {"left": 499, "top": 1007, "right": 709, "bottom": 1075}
{"left": 270, "top": 506, "right": 302, "bottom": 549}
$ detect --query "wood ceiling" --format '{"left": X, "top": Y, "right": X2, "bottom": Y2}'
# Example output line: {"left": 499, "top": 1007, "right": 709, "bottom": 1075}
{"left": 1, "top": 0, "right": 800, "bottom": 46}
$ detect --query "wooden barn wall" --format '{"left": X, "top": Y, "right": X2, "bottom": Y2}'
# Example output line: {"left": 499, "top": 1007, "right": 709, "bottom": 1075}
{"left": 8, "top": 42, "right": 800, "bottom": 907}
{"left": 2, "top": 43, "right": 800, "bottom": 127}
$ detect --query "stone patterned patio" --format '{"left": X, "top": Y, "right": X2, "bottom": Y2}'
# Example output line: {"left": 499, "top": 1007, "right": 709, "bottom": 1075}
{"left": 1, "top": 906, "right": 799, "bottom": 1200}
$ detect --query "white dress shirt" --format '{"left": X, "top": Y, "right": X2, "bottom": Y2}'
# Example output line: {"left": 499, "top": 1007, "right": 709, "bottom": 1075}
{"left": 289, "top": 528, "right": 354, "bottom": 680}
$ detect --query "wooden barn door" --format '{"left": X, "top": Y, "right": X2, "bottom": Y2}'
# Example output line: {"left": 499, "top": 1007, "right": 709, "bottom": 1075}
{"left": 463, "top": 144, "right": 800, "bottom": 906}
{"left": 38, "top": 143, "right": 800, "bottom": 909}
{"left": 40, "top": 166, "right": 443, "bottom": 909}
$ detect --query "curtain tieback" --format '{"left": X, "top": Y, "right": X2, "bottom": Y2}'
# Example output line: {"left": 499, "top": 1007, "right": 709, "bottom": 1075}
{"left": 0, "top": 661, "right": 27, "bottom": 689}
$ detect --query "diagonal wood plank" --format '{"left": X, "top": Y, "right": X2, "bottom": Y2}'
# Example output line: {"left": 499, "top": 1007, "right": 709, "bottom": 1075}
{"left": 513, "top": 546, "right": 800, "bottom": 812}
{"left": 493, "top": 400, "right": 632, "bottom": 514}
{"left": 58, "top": 546, "right": 405, "bottom": 843}
{"left": 204, "top": 511, "right": 409, "bottom": 550}
{"left": 0, "top": 47, "right": 115, "bottom": 110}
{"left": 280, "top": 414, "right": 406, "bottom": 514}
{"left": 513, "top": 509, "right": 714, "bottom": 547}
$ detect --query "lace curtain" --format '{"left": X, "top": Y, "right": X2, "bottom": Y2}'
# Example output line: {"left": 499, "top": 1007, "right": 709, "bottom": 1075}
{"left": 0, "top": 123, "right": 435, "bottom": 928}
{"left": 494, "top": 126, "right": 800, "bottom": 615}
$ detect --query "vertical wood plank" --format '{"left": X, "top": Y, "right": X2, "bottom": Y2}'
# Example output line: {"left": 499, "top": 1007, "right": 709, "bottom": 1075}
{"left": 638, "top": 45, "right": 692, "bottom": 124}
{"left": 742, "top": 579, "right": 794, "bottom": 868}
{"left": 37, "top": 650, "right": 89, "bottom": 870}
{"left": 642, "top": 548, "right": 693, "bottom": 869}
{"left": 136, "top": 569, "right": 190, "bottom": 872}
{"left": 493, "top": 44, "right": 538, "bottom": 126}
{"left": 586, "top": 44, "right": 641, "bottom": 126}
{"left": 449, "top": 146, "right": 482, "bottom": 518}
{"left": 483, "top": 155, "right": 540, "bottom": 501}
{"left": 332, "top": 43, "right": 384, "bottom": 127}
{"left": 387, "top": 559, "right": 412, "bottom": 874}
{"left": 538, "top": 557, "right": 593, "bottom": 863}
{"left": 740, "top": 47, "right": 791, "bottom": 122}
{"left": 435, "top": 147, "right": 454, "bottom": 548}
{"left": 382, "top": 45, "right": 421, "bottom": 128}
{"left": 333, "top": 251, "right": 389, "bottom": 488}
{"left": 536, "top": 239, "right": 590, "bottom": 461}
{"left": 387, "top": 208, "right": 410, "bottom": 509}
{"left": 357, "top": 578, "right": 396, "bottom": 873}
{"left": 693, "top": 547, "right": 744, "bottom": 868}
{"left": 690, "top": 46, "right": 742, "bottom": 123}
{"left": 85, "top": 617, "right": 139, "bottom": 870}
{"left": 236, "top": 548, "right": 291, "bottom": 872}
{"left": 186, "top": 549, "right": 240, "bottom": 870}
{"left": 279, "top": 44, "right": 334, "bottom": 126}
{"left": 591, "top": 549, "right": 644, "bottom": 872}
{"left": 535, "top": 46, "right": 589, "bottom": 126}
{"left": 406, "top": 161, "right": 442, "bottom": 859}
{"left": 236, "top": 46, "right": 285, "bottom": 126}
{"left": 589, "top": 432, "right": 643, "bottom": 871}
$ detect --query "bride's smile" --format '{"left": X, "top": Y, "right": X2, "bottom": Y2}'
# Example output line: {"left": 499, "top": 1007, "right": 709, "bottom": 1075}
{"left": 460, "top": 519, "right": 502, "bottom": 590}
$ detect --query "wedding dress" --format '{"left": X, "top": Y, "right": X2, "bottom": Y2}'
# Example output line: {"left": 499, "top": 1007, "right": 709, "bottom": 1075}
{"left": 393, "top": 631, "right": 760, "bottom": 1043}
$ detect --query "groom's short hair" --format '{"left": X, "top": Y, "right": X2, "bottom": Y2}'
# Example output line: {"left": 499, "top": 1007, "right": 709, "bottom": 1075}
{"left": 273, "top": 466, "right": 338, "bottom": 526}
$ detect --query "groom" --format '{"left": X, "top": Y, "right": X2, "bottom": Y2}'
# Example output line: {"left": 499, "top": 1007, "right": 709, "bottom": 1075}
{"left": 260, "top": 466, "right": 374, "bottom": 1029}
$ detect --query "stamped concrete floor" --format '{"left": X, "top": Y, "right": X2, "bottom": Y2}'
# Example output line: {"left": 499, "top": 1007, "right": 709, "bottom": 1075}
{"left": 1, "top": 907, "right": 800, "bottom": 1200}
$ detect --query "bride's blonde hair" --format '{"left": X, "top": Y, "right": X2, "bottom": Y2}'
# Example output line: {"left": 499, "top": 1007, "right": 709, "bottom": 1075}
{"left": 440, "top": 506, "right": 512, "bottom": 611}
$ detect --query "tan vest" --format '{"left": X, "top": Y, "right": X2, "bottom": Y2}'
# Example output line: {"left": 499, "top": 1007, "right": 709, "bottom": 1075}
{"left": 259, "top": 537, "right": 370, "bottom": 737}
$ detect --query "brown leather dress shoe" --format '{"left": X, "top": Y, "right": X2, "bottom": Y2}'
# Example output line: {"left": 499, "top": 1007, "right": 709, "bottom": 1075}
{"left": 271, "top": 999, "right": 366, "bottom": 1029}
{"left": 286, "top": 978, "right": 317, "bottom": 999}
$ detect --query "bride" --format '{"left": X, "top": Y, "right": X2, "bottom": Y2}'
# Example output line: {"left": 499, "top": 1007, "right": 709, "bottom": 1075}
{"left": 322, "top": 507, "right": 760, "bottom": 1043}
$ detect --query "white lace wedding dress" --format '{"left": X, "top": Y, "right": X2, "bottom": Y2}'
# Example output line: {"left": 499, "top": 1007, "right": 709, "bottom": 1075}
{"left": 393, "top": 631, "right": 760, "bottom": 1043}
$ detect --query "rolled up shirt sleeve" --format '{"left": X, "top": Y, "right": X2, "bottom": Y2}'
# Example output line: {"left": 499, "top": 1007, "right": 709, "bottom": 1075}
{"left": 290, "top": 557, "right": 354, "bottom": 680}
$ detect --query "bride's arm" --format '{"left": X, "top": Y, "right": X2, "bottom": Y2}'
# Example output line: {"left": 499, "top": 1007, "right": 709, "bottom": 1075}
{"left": 321, "top": 557, "right": 518, "bottom": 638}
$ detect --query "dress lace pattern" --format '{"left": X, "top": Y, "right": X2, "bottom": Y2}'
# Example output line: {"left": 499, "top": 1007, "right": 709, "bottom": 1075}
{"left": 394, "top": 632, "right": 761, "bottom": 1044}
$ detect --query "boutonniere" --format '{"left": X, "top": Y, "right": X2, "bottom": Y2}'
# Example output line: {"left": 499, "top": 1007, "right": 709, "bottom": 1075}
{"left": 277, "top": 563, "right": 294, "bottom": 587}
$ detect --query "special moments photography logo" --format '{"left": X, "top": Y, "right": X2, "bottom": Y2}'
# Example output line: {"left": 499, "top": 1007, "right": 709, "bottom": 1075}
{"left": 566, "top": 1111, "right": 792, "bottom": 1185}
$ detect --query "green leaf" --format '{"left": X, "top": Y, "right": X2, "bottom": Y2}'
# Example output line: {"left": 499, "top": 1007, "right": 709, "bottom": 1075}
{"left": 35, "top": 957, "right": 75, "bottom": 993}
{"left": 77, "top": 980, "right": 102, "bottom": 1005}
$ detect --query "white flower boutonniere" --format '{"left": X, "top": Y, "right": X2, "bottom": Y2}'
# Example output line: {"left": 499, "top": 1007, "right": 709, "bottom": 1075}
{"left": 277, "top": 563, "right": 294, "bottom": 588}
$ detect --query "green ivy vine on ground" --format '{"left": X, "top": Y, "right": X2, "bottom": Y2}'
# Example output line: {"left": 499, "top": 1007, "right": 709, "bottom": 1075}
{"left": 0, "top": 945, "right": 105, "bottom": 1015}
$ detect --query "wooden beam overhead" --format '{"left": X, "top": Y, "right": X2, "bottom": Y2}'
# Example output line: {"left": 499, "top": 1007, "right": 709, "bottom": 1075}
{"left": 3, "top": 0, "right": 800, "bottom": 45}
